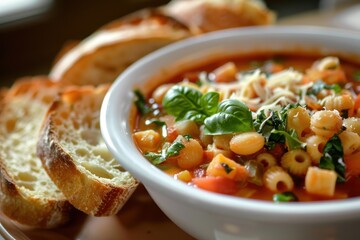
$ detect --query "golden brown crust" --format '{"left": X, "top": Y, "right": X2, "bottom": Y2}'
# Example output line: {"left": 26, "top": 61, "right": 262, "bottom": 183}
{"left": 162, "top": 0, "right": 276, "bottom": 34}
{"left": 0, "top": 77, "right": 73, "bottom": 228}
{"left": 50, "top": 9, "right": 191, "bottom": 86}
{"left": 0, "top": 166, "right": 72, "bottom": 228}
{"left": 37, "top": 85, "right": 139, "bottom": 216}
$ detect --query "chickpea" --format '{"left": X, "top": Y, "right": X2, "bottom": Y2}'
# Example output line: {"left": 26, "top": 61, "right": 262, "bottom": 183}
{"left": 152, "top": 83, "right": 174, "bottom": 104}
{"left": 213, "top": 134, "right": 233, "bottom": 151}
{"left": 199, "top": 125, "right": 213, "bottom": 147}
{"left": 177, "top": 138, "right": 203, "bottom": 169}
{"left": 174, "top": 120, "right": 200, "bottom": 139}
{"left": 133, "top": 130, "right": 161, "bottom": 152}
{"left": 230, "top": 132, "right": 265, "bottom": 155}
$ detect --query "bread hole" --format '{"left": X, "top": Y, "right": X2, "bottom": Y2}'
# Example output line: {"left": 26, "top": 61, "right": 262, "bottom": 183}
{"left": 6, "top": 119, "right": 16, "bottom": 132}
{"left": 76, "top": 148, "right": 88, "bottom": 157}
{"left": 54, "top": 118, "right": 63, "bottom": 126}
{"left": 58, "top": 130, "right": 64, "bottom": 139}
{"left": 72, "top": 120, "right": 80, "bottom": 130}
{"left": 93, "top": 147, "right": 112, "bottom": 162}
{"left": 11, "top": 138, "right": 20, "bottom": 146}
{"left": 18, "top": 172, "right": 37, "bottom": 182}
{"left": 80, "top": 129, "right": 100, "bottom": 146}
{"left": 60, "top": 111, "right": 69, "bottom": 120}
{"left": 81, "top": 162, "right": 113, "bottom": 179}
{"left": 41, "top": 95, "right": 54, "bottom": 104}
{"left": 20, "top": 182, "right": 35, "bottom": 191}
{"left": 71, "top": 139, "right": 79, "bottom": 145}
{"left": 83, "top": 116, "right": 93, "bottom": 128}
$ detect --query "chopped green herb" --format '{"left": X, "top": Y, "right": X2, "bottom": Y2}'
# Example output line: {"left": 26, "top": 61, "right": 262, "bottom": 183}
{"left": 145, "top": 119, "right": 166, "bottom": 126}
{"left": 307, "top": 80, "right": 341, "bottom": 96}
{"left": 134, "top": 89, "right": 151, "bottom": 115}
{"left": 221, "top": 163, "right": 234, "bottom": 174}
{"left": 204, "top": 99, "right": 254, "bottom": 135}
{"left": 319, "top": 134, "right": 346, "bottom": 182}
{"left": 272, "top": 129, "right": 306, "bottom": 150}
{"left": 183, "top": 134, "right": 193, "bottom": 140}
{"left": 144, "top": 140, "right": 185, "bottom": 165}
{"left": 273, "top": 192, "right": 298, "bottom": 202}
{"left": 145, "top": 119, "right": 167, "bottom": 138}
{"left": 254, "top": 104, "right": 303, "bottom": 150}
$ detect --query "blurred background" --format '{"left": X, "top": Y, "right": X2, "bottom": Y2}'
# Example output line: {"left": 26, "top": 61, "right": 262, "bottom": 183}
{"left": 0, "top": 0, "right": 359, "bottom": 86}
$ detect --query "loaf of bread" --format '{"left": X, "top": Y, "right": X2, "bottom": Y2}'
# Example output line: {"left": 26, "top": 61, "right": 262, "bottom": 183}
{"left": 162, "top": 0, "right": 275, "bottom": 34}
{"left": 37, "top": 85, "right": 139, "bottom": 216}
{"left": 50, "top": 10, "right": 191, "bottom": 86}
{"left": 0, "top": 77, "right": 72, "bottom": 228}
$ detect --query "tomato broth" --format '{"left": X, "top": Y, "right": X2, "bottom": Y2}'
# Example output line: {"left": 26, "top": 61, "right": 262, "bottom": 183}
{"left": 132, "top": 52, "right": 360, "bottom": 202}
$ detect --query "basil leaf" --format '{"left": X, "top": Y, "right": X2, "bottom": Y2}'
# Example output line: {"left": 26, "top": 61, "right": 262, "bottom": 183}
{"left": 319, "top": 134, "right": 346, "bottom": 182}
{"left": 144, "top": 140, "right": 185, "bottom": 165}
{"left": 204, "top": 99, "right": 253, "bottom": 135}
{"left": 201, "top": 92, "right": 220, "bottom": 116}
{"left": 307, "top": 80, "right": 341, "bottom": 96}
{"left": 134, "top": 89, "right": 151, "bottom": 115}
{"left": 162, "top": 86, "right": 219, "bottom": 124}
{"left": 273, "top": 192, "right": 298, "bottom": 202}
{"left": 163, "top": 85, "right": 202, "bottom": 116}
{"left": 272, "top": 129, "right": 306, "bottom": 150}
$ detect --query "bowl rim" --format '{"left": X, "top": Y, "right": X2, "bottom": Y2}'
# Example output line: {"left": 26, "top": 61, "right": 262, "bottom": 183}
{"left": 101, "top": 26, "right": 360, "bottom": 223}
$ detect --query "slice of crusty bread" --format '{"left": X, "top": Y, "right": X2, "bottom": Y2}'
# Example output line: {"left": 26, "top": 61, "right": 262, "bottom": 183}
{"left": 0, "top": 77, "right": 73, "bottom": 228}
{"left": 49, "top": 10, "right": 191, "bottom": 86}
{"left": 37, "top": 84, "right": 139, "bottom": 216}
{"left": 162, "top": 0, "right": 275, "bottom": 34}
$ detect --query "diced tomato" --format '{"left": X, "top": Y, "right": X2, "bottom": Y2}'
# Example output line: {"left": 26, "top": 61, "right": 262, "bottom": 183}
{"left": 166, "top": 126, "right": 178, "bottom": 142}
{"left": 268, "top": 143, "right": 285, "bottom": 159}
{"left": 192, "top": 176, "right": 238, "bottom": 195}
{"left": 354, "top": 94, "right": 360, "bottom": 112}
{"left": 345, "top": 151, "right": 360, "bottom": 178}
{"left": 203, "top": 150, "right": 214, "bottom": 162}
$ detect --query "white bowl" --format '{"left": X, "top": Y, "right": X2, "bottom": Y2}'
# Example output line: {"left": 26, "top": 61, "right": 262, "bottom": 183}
{"left": 101, "top": 26, "right": 360, "bottom": 240}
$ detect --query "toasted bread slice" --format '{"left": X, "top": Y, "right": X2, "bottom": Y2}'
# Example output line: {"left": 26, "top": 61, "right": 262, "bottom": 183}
{"left": 50, "top": 10, "right": 191, "bottom": 86}
{"left": 162, "top": 0, "right": 275, "bottom": 34}
{"left": 0, "top": 77, "right": 72, "bottom": 228}
{"left": 37, "top": 85, "right": 139, "bottom": 216}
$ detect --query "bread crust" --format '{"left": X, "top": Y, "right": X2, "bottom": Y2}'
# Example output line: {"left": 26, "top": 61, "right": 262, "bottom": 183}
{"left": 49, "top": 9, "right": 191, "bottom": 86}
{"left": 37, "top": 86, "right": 139, "bottom": 216}
{"left": 163, "top": 0, "right": 276, "bottom": 34}
{"left": 0, "top": 165, "right": 72, "bottom": 228}
{"left": 0, "top": 77, "right": 73, "bottom": 228}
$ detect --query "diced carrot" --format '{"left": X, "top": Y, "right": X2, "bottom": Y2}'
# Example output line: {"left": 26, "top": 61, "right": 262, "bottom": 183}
{"left": 192, "top": 176, "right": 238, "bottom": 195}
{"left": 353, "top": 94, "right": 360, "bottom": 112}
{"left": 203, "top": 150, "right": 214, "bottom": 162}
{"left": 166, "top": 126, "right": 178, "bottom": 142}
{"left": 206, "top": 154, "right": 248, "bottom": 181}
{"left": 305, "top": 96, "right": 322, "bottom": 110}
{"left": 268, "top": 143, "right": 285, "bottom": 159}
{"left": 345, "top": 151, "right": 360, "bottom": 178}
{"left": 269, "top": 63, "right": 284, "bottom": 73}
